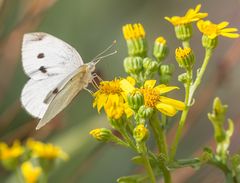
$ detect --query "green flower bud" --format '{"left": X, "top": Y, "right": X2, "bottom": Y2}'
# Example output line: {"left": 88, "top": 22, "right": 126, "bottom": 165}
{"left": 142, "top": 57, "right": 158, "bottom": 78}
{"left": 153, "top": 37, "right": 168, "bottom": 62}
{"left": 133, "top": 124, "right": 148, "bottom": 142}
{"left": 159, "top": 64, "right": 175, "bottom": 84}
{"left": 109, "top": 117, "right": 124, "bottom": 130}
{"left": 127, "top": 91, "right": 144, "bottom": 111}
{"left": 175, "top": 47, "right": 195, "bottom": 70}
{"left": 200, "top": 148, "right": 213, "bottom": 164}
{"left": 123, "top": 56, "right": 143, "bottom": 75}
{"left": 174, "top": 23, "right": 193, "bottom": 41}
{"left": 122, "top": 23, "right": 147, "bottom": 57}
{"left": 178, "top": 72, "right": 189, "bottom": 84}
{"left": 90, "top": 128, "right": 113, "bottom": 142}
{"left": 202, "top": 34, "right": 218, "bottom": 50}
{"left": 138, "top": 105, "right": 154, "bottom": 119}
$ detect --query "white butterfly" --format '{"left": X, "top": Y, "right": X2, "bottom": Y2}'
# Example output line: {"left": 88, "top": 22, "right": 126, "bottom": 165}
{"left": 21, "top": 32, "right": 116, "bottom": 130}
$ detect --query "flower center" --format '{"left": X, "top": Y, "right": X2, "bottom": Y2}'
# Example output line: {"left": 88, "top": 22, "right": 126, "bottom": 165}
{"left": 99, "top": 80, "right": 122, "bottom": 95}
{"left": 140, "top": 88, "right": 160, "bottom": 108}
{"left": 122, "top": 23, "right": 145, "bottom": 40}
{"left": 202, "top": 24, "right": 218, "bottom": 36}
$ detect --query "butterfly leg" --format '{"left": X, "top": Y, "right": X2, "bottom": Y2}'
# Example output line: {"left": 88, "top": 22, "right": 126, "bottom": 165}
{"left": 92, "top": 73, "right": 103, "bottom": 81}
{"left": 91, "top": 79, "right": 99, "bottom": 90}
{"left": 84, "top": 87, "right": 94, "bottom": 95}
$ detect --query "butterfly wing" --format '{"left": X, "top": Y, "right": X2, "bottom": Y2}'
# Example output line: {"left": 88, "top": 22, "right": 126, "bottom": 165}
{"left": 21, "top": 75, "right": 65, "bottom": 118}
{"left": 21, "top": 32, "right": 85, "bottom": 125}
{"left": 22, "top": 32, "right": 83, "bottom": 80}
{"left": 36, "top": 65, "right": 91, "bottom": 130}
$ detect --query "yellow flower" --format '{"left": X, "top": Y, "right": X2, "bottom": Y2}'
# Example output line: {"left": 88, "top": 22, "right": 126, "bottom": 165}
{"left": 120, "top": 79, "right": 185, "bottom": 116}
{"left": 165, "top": 4, "right": 208, "bottom": 26}
{"left": 93, "top": 78, "right": 133, "bottom": 120}
{"left": 26, "top": 139, "right": 68, "bottom": 160}
{"left": 197, "top": 20, "right": 239, "bottom": 39}
{"left": 0, "top": 140, "right": 24, "bottom": 160}
{"left": 21, "top": 161, "right": 42, "bottom": 183}
{"left": 122, "top": 23, "right": 145, "bottom": 40}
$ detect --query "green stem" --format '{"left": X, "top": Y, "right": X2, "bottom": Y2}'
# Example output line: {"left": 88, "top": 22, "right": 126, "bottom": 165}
{"left": 170, "top": 70, "right": 192, "bottom": 160}
{"left": 182, "top": 40, "right": 190, "bottom": 48}
{"left": 209, "top": 159, "right": 237, "bottom": 183}
{"left": 40, "top": 170, "right": 49, "bottom": 183}
{"left": 111, "top": 135, "right": 131, "bottom": 148}
{"left": 170, "top": 49, "right": 213, "bottom": 161}
{"left": 150, "top": 112, "right": 172, "bottom": 183}
{"left": 16, "top": 168, "right": 24, "bottom": 183}
{"left": 150, "top": 112, "right": 168, "bottom": 156}
{"left": 139, "top": 143, "right": 157, "bottom": 183}
{"left": 120, "top": 127, "right": 137, "bottom": 152}
{"left": 189, "top": 49, "right": 213, "bottom": 101}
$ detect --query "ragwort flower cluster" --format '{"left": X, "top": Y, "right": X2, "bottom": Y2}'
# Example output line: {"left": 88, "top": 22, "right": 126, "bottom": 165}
{"left": 90, "top": 3, "right": 240, "bottom": 183}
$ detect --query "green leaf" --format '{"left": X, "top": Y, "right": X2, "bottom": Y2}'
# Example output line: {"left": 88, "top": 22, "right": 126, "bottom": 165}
{"left": 117, "top": 174, "right": 148, "bottom": 183}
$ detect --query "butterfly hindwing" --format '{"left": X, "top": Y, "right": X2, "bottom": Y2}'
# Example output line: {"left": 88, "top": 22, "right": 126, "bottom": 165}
{"left": 22, "top": 32, "right": 83, "bottom": 80}
{"left": 21, "top": 75, "right": 67, "bottom": 118}
{"left": 36, "top": 65, "right": 92, "bottom": 129}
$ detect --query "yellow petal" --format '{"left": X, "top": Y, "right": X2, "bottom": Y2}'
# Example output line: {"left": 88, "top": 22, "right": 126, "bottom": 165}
{"left": 126, "top": 76, "right": 136, "bottom": 86}
{"left": 159, "top": 96, "right": 185, "bottom": 110}
{"left": 120, "top": 79, "right": 135, "bottom": 93}
{"left": 155, "top": 85, "right": 179, "bottom": 94}
{"left": 155, "top": 102, "right": 177, "bottom": 116}
{"left": 144, "top": 80, "right": 156, "bottom": 89}
{"left": 97, "top": 94, "right": 108, "bottom": 112}
{"left": 220, "top": 32, "right": 240, "bottom": 38}
{"left": 217, "top": 21, "right": 229, "bottom": 29}
{"left": 221, "top": 28, "right": 238, "bottom": 33}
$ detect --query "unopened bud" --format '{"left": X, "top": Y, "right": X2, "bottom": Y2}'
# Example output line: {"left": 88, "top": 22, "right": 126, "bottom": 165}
{"left": 153, "top": 36, "right": 168, "bottom": 62}
{"left": 127, "top": 91, "right": 144, "bottom": 111}
{"left": 124, "top": 56, "right": 143, "bottom": 75}
{"left": 175, "top": 47, "right": 195, "bottom": 70}
{"left": 89, "top": 128, "right": 113, "bottom": 142}
{"left": 133, "top": 124, "right": 148, "bottom": 142}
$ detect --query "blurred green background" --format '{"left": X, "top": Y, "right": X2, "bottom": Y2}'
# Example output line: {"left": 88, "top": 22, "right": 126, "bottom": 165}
{"left": 0, "top": 0, "right": 240, "bottom": 182}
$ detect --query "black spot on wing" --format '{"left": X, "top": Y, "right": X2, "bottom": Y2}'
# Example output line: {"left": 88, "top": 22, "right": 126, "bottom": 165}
{"left": 39, "top": 66, "right": 47, "bottom": 73}
{"left": 52, "top": 88, "right": 58, "bottom": 94}
{"left": 37, "top": 53, "right": 44, "bottom": 59}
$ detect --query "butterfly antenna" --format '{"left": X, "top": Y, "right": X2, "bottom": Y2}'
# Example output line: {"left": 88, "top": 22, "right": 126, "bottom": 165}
{"left": 93, "top": 50, "right": 117, "bottom": 64}
{"left": 92, "top": 40, "right": 117, "bottom": 61}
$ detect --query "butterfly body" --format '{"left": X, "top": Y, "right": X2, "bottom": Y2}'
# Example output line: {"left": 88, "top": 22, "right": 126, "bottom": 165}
{"left": 21, "top": 32, "right": 96, "bottom": 129}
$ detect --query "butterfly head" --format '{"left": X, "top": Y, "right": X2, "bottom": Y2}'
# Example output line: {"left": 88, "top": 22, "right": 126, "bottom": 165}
{"left": 87, "top": 61, "right": 96, "bottom": 72}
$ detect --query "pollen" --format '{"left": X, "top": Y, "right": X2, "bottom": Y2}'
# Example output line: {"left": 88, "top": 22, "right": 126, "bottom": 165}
{"left": 99, "top": 79, "right": 122, "bottom": 94}
{"left": 175, "top": 47, "right": 192, "bottom": 59}
{"left": 122, "top": 23, "right": 145, "bottom": 40}
{"left": 140, "top": 88, "right": 160, "bottom": 108}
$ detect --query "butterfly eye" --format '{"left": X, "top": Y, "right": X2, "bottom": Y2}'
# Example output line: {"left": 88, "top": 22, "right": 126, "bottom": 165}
{"left": 37, "top": 53, "right": 45, "bottom": 59}
{"left": 39, "top": 66, "right": 47, "bottom": 73}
